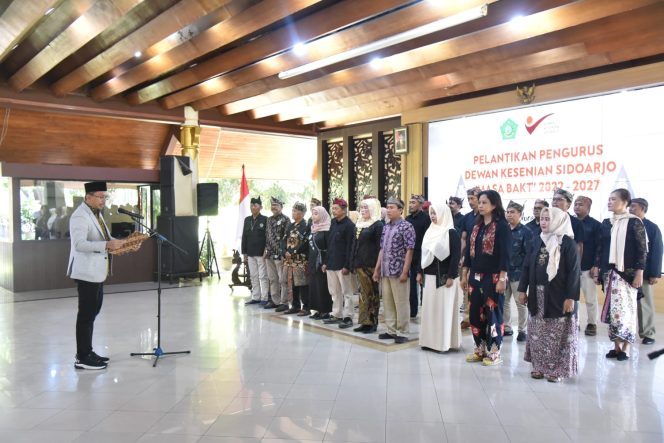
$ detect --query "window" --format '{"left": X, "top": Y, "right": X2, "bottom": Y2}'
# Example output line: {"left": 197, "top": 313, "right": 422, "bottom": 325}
{"left": 18, "top": 180, "right": 153, "bottom": 240}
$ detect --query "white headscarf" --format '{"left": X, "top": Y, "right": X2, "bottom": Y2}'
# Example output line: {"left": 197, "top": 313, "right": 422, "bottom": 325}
{"left": 609, "top": 211, "right": 640, "bottom": 272}
{"left": 540, "top": 207, "right": 574, "bottom": 281}
{"left": 355, "top": 198, "right": 382, "bottom": 229}
{"left": 421, "top": 202, "right": 455, "bottom": 269}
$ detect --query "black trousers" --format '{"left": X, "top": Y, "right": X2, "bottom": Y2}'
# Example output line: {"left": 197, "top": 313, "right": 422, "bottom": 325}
{"left": 409, "top": 255, "right": 421, "bottom": 317}
{"left": 76, "top": 280, "right": 104, "bottom": 357}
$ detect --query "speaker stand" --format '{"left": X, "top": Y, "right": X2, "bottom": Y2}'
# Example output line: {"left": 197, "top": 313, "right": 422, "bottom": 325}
{"left": 199, "top": 217, "right": 220, "bottom": 279}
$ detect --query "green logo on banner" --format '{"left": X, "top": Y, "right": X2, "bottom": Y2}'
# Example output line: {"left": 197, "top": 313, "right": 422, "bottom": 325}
{"left": 500, "top": 118, "right": 518, "bottom": 140}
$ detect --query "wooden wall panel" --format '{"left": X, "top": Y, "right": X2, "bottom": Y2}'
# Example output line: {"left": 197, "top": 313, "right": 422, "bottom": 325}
{"left": 10, "top": 238, "right": 156, "bottom": 292}
{"left": 0, "top": 108, "right": 171, "bottom": 169}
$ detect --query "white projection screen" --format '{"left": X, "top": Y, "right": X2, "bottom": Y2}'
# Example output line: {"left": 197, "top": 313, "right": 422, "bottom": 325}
{"left": 428, "top": 85, "right": 664, "bottom": 232}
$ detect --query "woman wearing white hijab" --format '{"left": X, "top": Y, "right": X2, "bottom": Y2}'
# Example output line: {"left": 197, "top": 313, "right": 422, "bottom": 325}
{"left": 417, "top": 203, "right": 462, "bottom": 352}
{"left": 349, "top": 198, "right": 383, "bottom": 332}
{"left": 517, "top": 207, "right": 580, "bottom": 382}
{"left": 596, "top": 189, "right": 647, "bottom": 361}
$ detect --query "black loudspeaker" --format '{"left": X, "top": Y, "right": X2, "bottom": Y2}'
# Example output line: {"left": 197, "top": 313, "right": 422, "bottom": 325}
{"left": 160, "top": 156, "right": 194, "bottom": 216}
{"left": 157, "top": 215, "right": 199, "bottom": 275}
{"left": 197, "top": 183, "right": 219, "bottom": 216}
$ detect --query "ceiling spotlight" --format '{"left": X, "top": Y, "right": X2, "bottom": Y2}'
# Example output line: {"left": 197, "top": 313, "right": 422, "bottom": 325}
{"left": 293, "top": 42, "right": 306, "bottom": 56}
{"left": 510, "top": 14, "right": 524, "bottom": 24}
{"left": 44, "top": 7, "right": 55, "bottom": 16}
{"left": 133, "top": 51, "right": 142, "bottom": 58}
{"left": 370, "top": 57, "right": 383, "bottom": 68}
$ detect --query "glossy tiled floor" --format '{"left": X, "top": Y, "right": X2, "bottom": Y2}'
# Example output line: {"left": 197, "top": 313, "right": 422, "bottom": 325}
{"left": 1, "top": 279, "right": 663, "bottom": 443}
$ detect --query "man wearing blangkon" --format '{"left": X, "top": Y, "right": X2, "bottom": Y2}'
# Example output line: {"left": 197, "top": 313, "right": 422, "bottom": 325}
{"left": 68, "top": 181, "right": 125, "bottom": 370}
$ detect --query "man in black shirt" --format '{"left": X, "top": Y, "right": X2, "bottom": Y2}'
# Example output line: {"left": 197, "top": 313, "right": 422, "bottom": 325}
{"left": 552, "top": 188, "right": 584, "bottom": 258}
{"left": 526, "top": 199, "right": 548, "bottom": 236}
{"left": 242, "top": 197, "right": 269, "bottom": 305}
{"left": 406, "top": 194, "right": 431, "bottom": 318}
{"left": 448, "top": 196, "right": 464, "bottom": 233}
{"left": 323, "top": 198, "right": 355, "bottom": 327}
{"left": 573, "top": 196, "right": 602, "bottom": 336}
{"left": 630, "top": 198, "right": 662, "bottom": 345}
{"left": 460, "top": 187, "right": 481, "bottom": 328}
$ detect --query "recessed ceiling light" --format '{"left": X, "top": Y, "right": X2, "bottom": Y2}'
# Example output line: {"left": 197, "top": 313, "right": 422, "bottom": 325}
{"left": 510, "top": 14, "right": 524, "bottom": 24}
{"left": 293, "top": 42, "right": 306, "bottom": 56}
{"left": 134, "top": 51, "right": 142, "bottom": 58}
{"left": 44, "top": 7, "right": 55, "bottom": 15}
{"left": 370, "top": 57, "right": 382, "bottom": 68}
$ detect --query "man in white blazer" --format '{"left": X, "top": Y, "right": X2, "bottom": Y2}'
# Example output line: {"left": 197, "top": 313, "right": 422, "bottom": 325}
{"left": 68, "top": 181, "right": 124, "bottom": 370}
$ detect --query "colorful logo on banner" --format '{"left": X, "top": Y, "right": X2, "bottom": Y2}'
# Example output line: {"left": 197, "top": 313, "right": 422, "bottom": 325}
{"left": 500, "top": 118, "right": 518, "bottom": 140}
{"left": 525, "top": 113, "right": 554, "bottom": 134}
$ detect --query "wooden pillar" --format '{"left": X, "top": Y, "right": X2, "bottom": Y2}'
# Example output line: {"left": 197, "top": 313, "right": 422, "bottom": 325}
{"left": 401, "top": 122, "right": 426, "bottom": 201}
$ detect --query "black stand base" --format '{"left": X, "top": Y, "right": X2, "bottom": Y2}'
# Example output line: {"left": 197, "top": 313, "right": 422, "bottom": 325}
{"left": 130, "top": 347, "right": 191, "bottom": 367}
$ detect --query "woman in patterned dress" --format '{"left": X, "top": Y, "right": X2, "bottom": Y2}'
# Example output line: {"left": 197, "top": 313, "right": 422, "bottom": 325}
{"left": 596, "top": 189, "right": 647, "bottom": 361}
{"left": 461, "top": 190, "right": 511, "bottom": 366}
{"left": 518, "top": 207, "right": 580, "bottom": 382}
{"left": 349, "top": 198, "right": 383, "bottom": 332}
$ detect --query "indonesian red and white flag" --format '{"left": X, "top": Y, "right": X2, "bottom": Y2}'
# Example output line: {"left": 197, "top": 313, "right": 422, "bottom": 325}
{"left": 235, "top": 165, "right": 251, "bottom": 253}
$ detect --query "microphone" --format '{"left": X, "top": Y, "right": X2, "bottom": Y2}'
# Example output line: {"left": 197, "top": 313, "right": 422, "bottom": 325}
{"left": 118, "top": 207, "right": 144, "bottom": 219}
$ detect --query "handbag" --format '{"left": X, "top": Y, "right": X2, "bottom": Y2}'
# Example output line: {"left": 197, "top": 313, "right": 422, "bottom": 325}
{"left": 435, "top": 259, "right": 449, "bottom": 289}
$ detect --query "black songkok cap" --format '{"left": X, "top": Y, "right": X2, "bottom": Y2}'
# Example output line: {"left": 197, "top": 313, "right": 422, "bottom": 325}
{"left": 250, "top": 196, "right": 262, "bottom": 205}
{"left": 271, "top": 196, "right": 284, "bottom": 206}
{"left": 84, "top": 181, "right": 107, "bottom": 193}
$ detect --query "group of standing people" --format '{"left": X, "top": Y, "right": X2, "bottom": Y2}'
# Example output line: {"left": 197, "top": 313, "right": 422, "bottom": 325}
{"left": 241, "top": 185, "right": 660, "bottom": 382}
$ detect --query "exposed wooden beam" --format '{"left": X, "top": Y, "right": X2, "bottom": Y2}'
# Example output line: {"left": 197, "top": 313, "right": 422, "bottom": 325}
{"left": 402, "top": 60, "right": 664, "bottom": 125}
{"left": 279, "top": 43, "right": 589, "bottom": 123}
{"left": 51, "top": 0, "right": 235, "bottom": 96}
{"left": 8, "top": 0, "right": 145, "bottom": 92}
{"left": 268, "top": 2, "right": 664, "bottom": 123}
{"left": 158, "top": 0, "right": 488, "bottom": 109}
{"left": 210, "top": 0, "right": 661, "bottom": 115}
{"left": 0, "top": 0, "right": 62, "bottom": 63}
{"left": 0, "top": 83, "right": 316, "bottom": 136}
{"left": 130, "top": 0, "right": 415, "bottom": 106}
{"left": 90, "top": 0, "right": 324, "bottom": 101}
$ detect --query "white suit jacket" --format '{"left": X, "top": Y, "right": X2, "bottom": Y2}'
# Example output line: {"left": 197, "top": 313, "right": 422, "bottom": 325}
{"left": 67, "top": 202, "right": 112, "bottom": 283}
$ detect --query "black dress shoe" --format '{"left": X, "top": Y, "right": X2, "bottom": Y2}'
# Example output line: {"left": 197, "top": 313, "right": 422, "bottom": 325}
{"left": 319, "top": 313, "right": 331, "bottom": 320}
{"left": 516, "top": 332, "right": 527, "bottom": 342}
{"left": 504, "top": 329, "right": 514, "bottom": 336}
{"left": 642, "top": 337, "right": 655, "bottom": 345}
{"left": 263, "top": 301, "right": 277, "bottom": 309}
{"left": 275, "top": 304, "right": 289, "bottom": 312}
{"left": 245, "top": 300, "right": 261, "bottom": 305}
{"left": 617, "top": 351, "right": 629, "bottom": 361}
{"left": 378, "top": 333, "right": 395, "bottom": 339}
{"left": 354, "top": 325, "right": 370, "bottom": 332}
{"left": 606, "top": 349, "right": 619, "bottom": 359}
{"left": 394, "top": 336, "right": 409, "bottom": 344}
{"left": 338, "top": 317, "right": 353, "bottom": 329}
{"left": 323, "top": 316, "right": 341, "bottom": 324}
{"left": 284, "top": 308, "right": 300, "bottom": 314}
{"left": 309, "top": 312, "right": 321, "bottom": 319}
{"left": 363, "top": 325, "right": 378, "bottom": 334}
{"left": 584, "top": 324, "right": 597, "bottom": 336}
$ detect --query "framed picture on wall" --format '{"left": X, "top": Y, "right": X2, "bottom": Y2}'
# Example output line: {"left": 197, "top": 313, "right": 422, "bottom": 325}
{"left": 394, "top": 127, "right": 408, "bottom": 154}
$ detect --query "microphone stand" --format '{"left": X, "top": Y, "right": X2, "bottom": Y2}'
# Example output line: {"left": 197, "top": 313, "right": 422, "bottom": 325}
{"left": 128, "top": 214, "right": 190, "bottom": 367}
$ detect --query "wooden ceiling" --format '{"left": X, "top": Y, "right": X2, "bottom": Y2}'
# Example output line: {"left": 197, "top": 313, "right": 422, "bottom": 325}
{"left": 1, "top": 0, "right": 664, "bottom": 131}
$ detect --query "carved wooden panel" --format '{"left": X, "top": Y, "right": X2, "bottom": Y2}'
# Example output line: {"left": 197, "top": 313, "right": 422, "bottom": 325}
{"left": 381, "top": 131, "right": 401, "bottom": 204}
{"left": 324, "top": 140, "right": 344, "bottom": 207}
{"left": 351, "top": 136, "right": 373, "bottom": 208}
